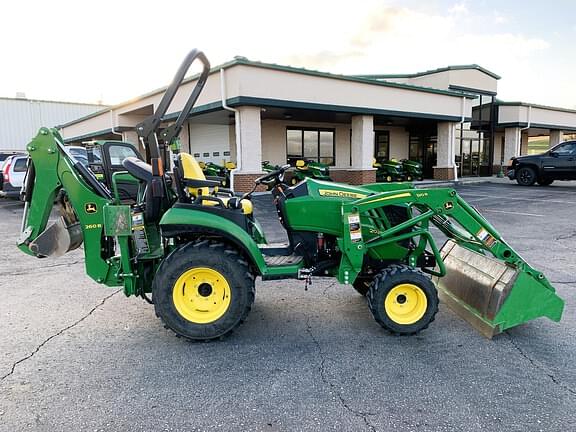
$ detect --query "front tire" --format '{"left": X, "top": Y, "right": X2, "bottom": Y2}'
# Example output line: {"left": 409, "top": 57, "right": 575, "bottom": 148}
{"left": 153, "top": 240, "right": 255, "bottom": 340}
{"left": 367, "top": 264, "right": 438, "bottom": 335}
{"left": 516, "top": 166, "right": 536, "bottom": 186}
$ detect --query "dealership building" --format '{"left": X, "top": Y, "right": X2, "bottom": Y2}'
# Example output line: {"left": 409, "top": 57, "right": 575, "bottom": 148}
{"left": 58, "top": 56, "right": 576, "bottom": 191}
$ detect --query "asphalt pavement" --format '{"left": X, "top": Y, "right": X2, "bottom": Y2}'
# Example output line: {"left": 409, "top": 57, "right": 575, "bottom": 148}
{"left": 0, "top": 180, "right": 575, "bottom": 431}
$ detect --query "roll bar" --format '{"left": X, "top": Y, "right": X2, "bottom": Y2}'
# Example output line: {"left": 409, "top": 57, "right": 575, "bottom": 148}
{"left": 135, "top": 49, "right": 211, "bottom": 161}
{"left": 134, "top": 49, "right": 211, "bottom": 199}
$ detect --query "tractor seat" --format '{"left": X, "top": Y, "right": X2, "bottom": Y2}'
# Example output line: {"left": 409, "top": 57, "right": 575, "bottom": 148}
{"left": 122, "top": 157, "right": 153, "bottom": 183}
{"left": 295, "top": 160, "right": 308, "bottom": 170}
{"left": 122, "top": 156, "right": 165, "bottom": 223}
{"left": 178, "top": 153, "right": 253, "bottom": 215}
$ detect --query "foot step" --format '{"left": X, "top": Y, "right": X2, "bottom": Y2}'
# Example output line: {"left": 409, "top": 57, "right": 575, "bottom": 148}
{"left": 264, "top": 254, "right": 303, "bottom": 266}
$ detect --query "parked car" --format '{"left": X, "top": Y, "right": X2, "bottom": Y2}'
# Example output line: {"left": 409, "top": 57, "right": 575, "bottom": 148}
{"left": 1, "top": 154, "right": 28, "bottom": 198}
{"left": 507, "top": 140, "right": 576, "bottom": 186}
{"left": 67, "top": 145, "right": 90, "bottom": 166}
{"left": 0, "top": 151, "right": 24, "bottom": 169}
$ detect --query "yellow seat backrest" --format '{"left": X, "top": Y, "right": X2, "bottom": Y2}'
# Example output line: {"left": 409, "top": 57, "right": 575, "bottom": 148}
{"left": 179, "top": 153, "right": 208, "bottom": 197}
{"left": 178, "top": 152, "right": 253, "bottom": 215}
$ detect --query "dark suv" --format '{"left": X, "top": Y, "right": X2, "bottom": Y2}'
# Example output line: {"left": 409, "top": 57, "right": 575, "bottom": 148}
{"left": 507, "top": 140, "right": 576, "bottom": 186}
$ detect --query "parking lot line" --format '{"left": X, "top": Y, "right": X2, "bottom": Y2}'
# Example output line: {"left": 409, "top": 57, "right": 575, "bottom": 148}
{"left": 458, "top": 193, "right": 576, "bottom": 205}
{"left": 479, "top": 208, "right": 544, "bottom": 217}
{"left": 463, "top": 196, "right": 491, "bottom": 202}
{"left": 461, "top": 185, "right": 576, "bottom": 196}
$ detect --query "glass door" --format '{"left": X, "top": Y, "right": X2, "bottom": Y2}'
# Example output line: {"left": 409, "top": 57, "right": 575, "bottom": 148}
{"left": 461, "top": 139, "right": 471, "bottom": 176}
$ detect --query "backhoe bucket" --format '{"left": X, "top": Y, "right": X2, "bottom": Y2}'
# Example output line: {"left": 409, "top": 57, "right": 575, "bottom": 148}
{"left": 28, "top": 216, "right": 83, "bottom": 257}
{"left": 434, "top": 240, "right": 564, "bottom": 338}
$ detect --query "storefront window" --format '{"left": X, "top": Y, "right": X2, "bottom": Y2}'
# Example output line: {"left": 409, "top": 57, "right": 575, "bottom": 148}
{"left": 374, "top": 131, "right": 390, "bottom": 160}
{"left": 286, "top": 128, "right": 335, "bottom": 165}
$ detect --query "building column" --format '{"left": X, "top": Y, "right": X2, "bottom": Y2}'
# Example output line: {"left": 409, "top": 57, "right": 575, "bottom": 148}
{"left": 333, "top": 115, "right": 375, "bottom": 184}
{"left": 232, "top": 106, "right": 264, "bottom": 192}
{"left": 433, "top": 122, "right": 457, "bottom": 180}
{"left": 503, "top": 127, "right": 521, "bottom": 164}
{"left": 550, "top": 130, "right": 564, "bottom": 148}
{"left": 123, "top": 130, "right": 142, "bottom": 153}
{"left": 520, "top": 131, "right": 529, "bottom": 155}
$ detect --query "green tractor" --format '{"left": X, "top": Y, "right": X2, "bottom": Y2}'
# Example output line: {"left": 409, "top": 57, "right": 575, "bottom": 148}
{"left": 374, "top": 158, "right": 405, "bottom": 182}
{"left": 75, "top": 141, "right": 143, "bottom": 201}
{"left": 17, "top": 49, "right": 564, "bottom": 341}
{"left": 401, "top": 159, "right": 424, "bottom": 181}
{"left": 262, "top": 160, "right": 280, "bottom": 173}
{"left": 199, "top": 160, "right": 235, "bottom": 187}
{"left": 289, "top": 159, "right": 332, "bottom": 185}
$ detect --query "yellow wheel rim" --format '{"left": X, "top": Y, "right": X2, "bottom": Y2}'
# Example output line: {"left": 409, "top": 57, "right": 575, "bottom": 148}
{"left": 386, "top": 176, "right": 392, "bottom": 182}
{"left": 172, "top": 267, "right": 231, "bottom": 324}
{"left": 384, "top": 283, "right": 427, "bottom": 325}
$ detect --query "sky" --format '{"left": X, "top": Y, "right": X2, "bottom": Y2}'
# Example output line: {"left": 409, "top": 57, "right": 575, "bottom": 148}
{"left": 1, "top": 0, "right": 574, "bottom": 108}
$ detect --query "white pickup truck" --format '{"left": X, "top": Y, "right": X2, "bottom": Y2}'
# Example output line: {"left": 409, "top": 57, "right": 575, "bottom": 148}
{"left": 1, "top": 154, "right": 28, "bottom": 198}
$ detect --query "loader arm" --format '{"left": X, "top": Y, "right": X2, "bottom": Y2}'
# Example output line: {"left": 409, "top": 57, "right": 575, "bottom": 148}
{"left": 339, "top": 187, "right": 564, "bottom": 337}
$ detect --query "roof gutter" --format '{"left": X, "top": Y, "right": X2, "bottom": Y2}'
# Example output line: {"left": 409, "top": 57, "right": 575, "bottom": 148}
{"left": 454, "top": 96, "right": 467, "bottom": 181}
{"left": 220, "top": 68, "right": 241, "bottom": 191}
{"left": 110, "top": 110, "right": 123, "bottom": 138}
{"left": 521, "top": 105, "right": 532, "bottom": 131}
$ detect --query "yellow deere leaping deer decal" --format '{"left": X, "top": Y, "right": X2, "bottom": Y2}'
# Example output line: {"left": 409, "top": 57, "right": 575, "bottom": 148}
{"left": 85, "top": 203, "right": 98, "bottom": 214}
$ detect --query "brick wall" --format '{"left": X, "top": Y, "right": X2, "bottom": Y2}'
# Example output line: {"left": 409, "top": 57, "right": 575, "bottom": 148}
{"left": 233, "top": 169, "right": 377, "bottom": 192}
{"left": 232, "top": 173, "right": 268, "bottom": 193}
{"left": 330, "top": 169, "right": 376, "bottom": 185}
{"left": 433, "top": 167, "right": 455, "bottom": 180}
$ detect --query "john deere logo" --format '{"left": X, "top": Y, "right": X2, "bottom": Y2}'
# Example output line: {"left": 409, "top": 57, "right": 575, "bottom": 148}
{"left": 444, "top": 201, "right": 454, "bottom": 210}
{"left": 85, "top": 203, "right": 98, "bottom": 214}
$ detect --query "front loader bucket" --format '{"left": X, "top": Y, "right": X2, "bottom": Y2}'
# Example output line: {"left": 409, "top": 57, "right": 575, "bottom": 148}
{"left": 28, "top": 216, "right": 83, "bottom": 258}
{"left": 434, "top": 240, "right": 564, "bottom": 338}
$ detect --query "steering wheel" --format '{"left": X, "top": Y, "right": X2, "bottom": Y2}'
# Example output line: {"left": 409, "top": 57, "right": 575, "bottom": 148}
{"left": 255, "top": 164, "right": 291, "bottom": 185}
{"left": 238, "top": 164, "right": 291, "bottom": 203}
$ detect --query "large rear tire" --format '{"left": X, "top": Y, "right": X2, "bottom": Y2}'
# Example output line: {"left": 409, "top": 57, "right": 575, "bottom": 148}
{"left": 153, "top": 240, "right": 255, "bottom": 341}
{"left": 516, "top": 166, "right": 536, "bottom": 186}
{"left": 367, "top": 264, "right": 438, "bottom": 335}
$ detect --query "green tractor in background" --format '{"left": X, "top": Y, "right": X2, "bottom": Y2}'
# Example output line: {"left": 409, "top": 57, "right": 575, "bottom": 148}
{"left": 16, "top": 49, "right": 564, "bottom": 342}
{"left": 262, "top": 160, "right": 280, "bottom": 173}
{"left": 374, "top": 158, "right": 405, "bottom": 182}
{"left": 262, "top": 161, "right": 282, "bottom": 190}
{"left": 199, "top": 160, "right": 236, "bottom": 187}
{"left": 289, "top": 159, "right": 332, "bottom": 185}
{"left": 70, "top": 141, "right": 143, "bottom": 201}
{"left": 401, "top": 159, "right": 424, "bottom": 181}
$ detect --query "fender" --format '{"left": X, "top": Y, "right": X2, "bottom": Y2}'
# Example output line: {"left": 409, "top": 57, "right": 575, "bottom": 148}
{"left": 159, "top": 207, "right": 267, "bottom": 274}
